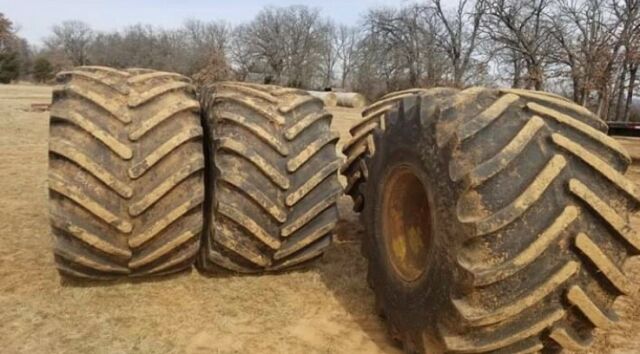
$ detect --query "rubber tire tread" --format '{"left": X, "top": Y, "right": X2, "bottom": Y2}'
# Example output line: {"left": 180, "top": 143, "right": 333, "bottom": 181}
{"left": 198, "top": 82, "right": 341, "bottom": 273}
{"left": 361, "top": 87, "right": 639, "bottom": 353}
{"left": 49, "top": 66, "right": 204, "bottom": 278}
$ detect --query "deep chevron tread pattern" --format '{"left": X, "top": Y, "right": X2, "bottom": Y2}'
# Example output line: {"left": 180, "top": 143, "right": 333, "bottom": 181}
{"left": 198, "top": 82, "right": 341, "bottom": 273}
{"left": 341, "top": 88, "right": 457, "bottom": 212}
{"left": 48, "top": 66, "right": 204, "bottom": 279}
{"left": 444, "top": 88, "right": 639, "bottom": 353}
{"left": 358, "top": 87, "right": 638, "bottom": 354}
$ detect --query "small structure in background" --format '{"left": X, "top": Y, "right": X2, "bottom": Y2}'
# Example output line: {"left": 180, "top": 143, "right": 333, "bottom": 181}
{"left": 608, "top": 121, "right": 640, "bottom": 137}
{"left": 608, "top": 97, "right": 640, "bottom": 137}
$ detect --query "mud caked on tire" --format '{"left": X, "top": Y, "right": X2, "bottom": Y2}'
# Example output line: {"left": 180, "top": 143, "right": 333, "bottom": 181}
{"left": 361, "top": 87, "right": 639, "bottom": 353}
{"left": 197, "top": 82, "right": 342, "bottom": 273}
{"left": 341, "top": 88, "right": 457, "bottom": 212}
{"left": 49, "top": 66, "right": 204, "bottom": 278}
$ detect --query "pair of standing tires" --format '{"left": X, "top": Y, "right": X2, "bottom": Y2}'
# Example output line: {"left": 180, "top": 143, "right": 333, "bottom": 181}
{"left": 342, "top": 88, "right": 640, "bottom": 353}
{"left": 48, "top": 66, "right": 340, "bottom": 278}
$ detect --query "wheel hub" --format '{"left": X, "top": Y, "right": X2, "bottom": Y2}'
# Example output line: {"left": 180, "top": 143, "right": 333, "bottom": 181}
{"left": 381, "top": 166, "right": 433, "bottom": 282}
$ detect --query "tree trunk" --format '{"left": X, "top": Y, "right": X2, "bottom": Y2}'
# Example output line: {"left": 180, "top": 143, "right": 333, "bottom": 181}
{"left": 528, "top": 62, "right": 544, "bottom": 91}
{"left": 615, "top": 60, "right": 629, "bottom": 121}
{"left": 512, "top": 59, "right": 522, "bottom": 88}
{"left": 624, "top": 63, "right": 638, "bottom": 122}
{"left": 580, "top": 84, "right": 589, "bottom": 106}
{"left": 453, "top": 60, "right": 463, "bottom": 88}
{"left": 341, "top": 70, "right": 348, "bottom": 89}
{"left": 409, "top": 60, "right": 420, "bottom": 87}
{"left": 572, "top": 72, "right": 581, "bottom": 103}
{"left": 597, "top": 87, "right": 612, "bottom": 121}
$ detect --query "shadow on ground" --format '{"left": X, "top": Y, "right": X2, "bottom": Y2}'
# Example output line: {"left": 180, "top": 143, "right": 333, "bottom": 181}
{"left": 315, "top": 197, "right": 402, "bottom": 354}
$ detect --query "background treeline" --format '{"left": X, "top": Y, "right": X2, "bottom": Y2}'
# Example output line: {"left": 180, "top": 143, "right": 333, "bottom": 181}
{"left": 1, "top": 0, "right": 639, "bottom": 121}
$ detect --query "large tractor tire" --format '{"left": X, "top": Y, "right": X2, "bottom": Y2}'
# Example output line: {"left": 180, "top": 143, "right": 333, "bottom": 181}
{"left": 341, "top": 88, "right": 457, "bottom": 212}
{"left": 361, "top": 87, "right": 639, "bottom": 353}
{"left": 49, "top": 66, "right": 204, "bottom": 278}
{"left": 198, "top": 82, "right": 342, "bottom": 273}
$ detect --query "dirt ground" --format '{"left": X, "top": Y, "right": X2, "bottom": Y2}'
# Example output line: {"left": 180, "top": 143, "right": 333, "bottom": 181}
{"left": 1, "top": 84, "right": 639, "bottom": 353}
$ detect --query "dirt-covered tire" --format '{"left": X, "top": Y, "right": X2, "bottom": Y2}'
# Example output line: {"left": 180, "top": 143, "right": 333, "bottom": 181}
{"left": 197, "top": 82, "right": 342, "bottom": 273}
{"left": 341, "top": 88, "right": 458, "bottom": 212}
{"left": 48, "top": 66, "right": 204, "bottom": 279}
{"left": 361, "top": 87, "right": 639, "bottom": 353}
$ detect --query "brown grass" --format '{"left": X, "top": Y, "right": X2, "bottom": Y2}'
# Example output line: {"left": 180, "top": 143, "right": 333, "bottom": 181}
{"left": 0, "top": 84, "right": 638, "bottom": 353}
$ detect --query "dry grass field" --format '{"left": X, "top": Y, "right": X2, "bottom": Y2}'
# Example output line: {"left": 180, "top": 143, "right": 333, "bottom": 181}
{"left": 1, "top": 84, "right": 639, "bottom": 353}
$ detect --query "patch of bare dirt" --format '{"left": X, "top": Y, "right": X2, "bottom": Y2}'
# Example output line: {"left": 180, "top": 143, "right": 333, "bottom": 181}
{"left": 616, "top": 136, "right": 640, "bottom": 161}
{"left": 0, "top": 84, "right": 638, "bottom": 353}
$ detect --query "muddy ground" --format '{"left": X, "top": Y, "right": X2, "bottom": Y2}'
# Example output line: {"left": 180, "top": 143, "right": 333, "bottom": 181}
{"left": 0, "top": 84, "right": 639, "bottom": 353}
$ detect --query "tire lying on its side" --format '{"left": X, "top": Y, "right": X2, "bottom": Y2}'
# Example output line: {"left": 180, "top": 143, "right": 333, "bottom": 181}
{"left": 49, "top": 66, "right": 204, "bottom": 278}
{"left": 362, "top": 87, "right": 639, "bottom": 353}
{"left": 341, "top": 88, "right": 458, "bottom": 212}
{"left": 198, "top": 82, "right": 342, "bottom": 273}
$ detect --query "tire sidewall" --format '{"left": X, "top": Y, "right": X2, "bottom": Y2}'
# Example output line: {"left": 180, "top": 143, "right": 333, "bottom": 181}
{"left": 363, "top": 96, "right": 466, "bottom": 347}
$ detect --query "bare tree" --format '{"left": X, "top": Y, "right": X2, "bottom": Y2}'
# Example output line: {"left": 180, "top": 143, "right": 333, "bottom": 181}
{"left": 482, "top": 0, "right": 554, "bottom": 90}
{"left": 364, "top": 5, "right": 446, "bottom": 88}
{"left": 229, "top": 24, "right": 256, "bottom": 81}
{"left": 589, "top": 1, "right": 626, "bottom": 118}
{"left": 335, "top": 25, "right": 359, "bottom": 88}
{"left": 89, "top": 25, "right": 154, "bottom": 69}
{"left": 612, "top": 0, "right": 640, "bottom": 121}
{"left": 353, "top": 29, "right": 397, "bottom": 98}
{"left": 236, "top": 5, "right": 329, "bottom": 87}
{"left": 180, "top": 19, "right": 231, "bottom": 76}
{"left": 46, "top": 20, "right": 94, "bottom": 66}
{"left": 551, "top": 0, "right": 619, "bottom": 105}
{"left": 367, "top": 6, "right": 425, "bottom": 87}
{"left": 85, "top": 20, "right": 231, "bottom": 78}
{"left": 319, "top": 21, "right": 337, "bottom": 88}
{"left": 281, "top": 6, "right": 328, "bottom": 87}
{"left": 241, "top": 7, "right": 289, "bottom": 84}
{"left": 430, "top": 0, "right": 486, "bottom": 87}
{"left": 183, "top": 19, "right": 229, "bottom": 53}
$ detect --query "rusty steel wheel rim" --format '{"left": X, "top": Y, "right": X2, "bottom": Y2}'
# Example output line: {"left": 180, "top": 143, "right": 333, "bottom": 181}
{"left": 381, "top": 165, "right": 433, "bottom": 282}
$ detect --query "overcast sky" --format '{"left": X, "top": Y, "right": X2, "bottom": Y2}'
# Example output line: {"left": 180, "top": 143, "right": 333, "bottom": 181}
{"left": 0, "top": 0, "right": 430, "bottom": 46}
